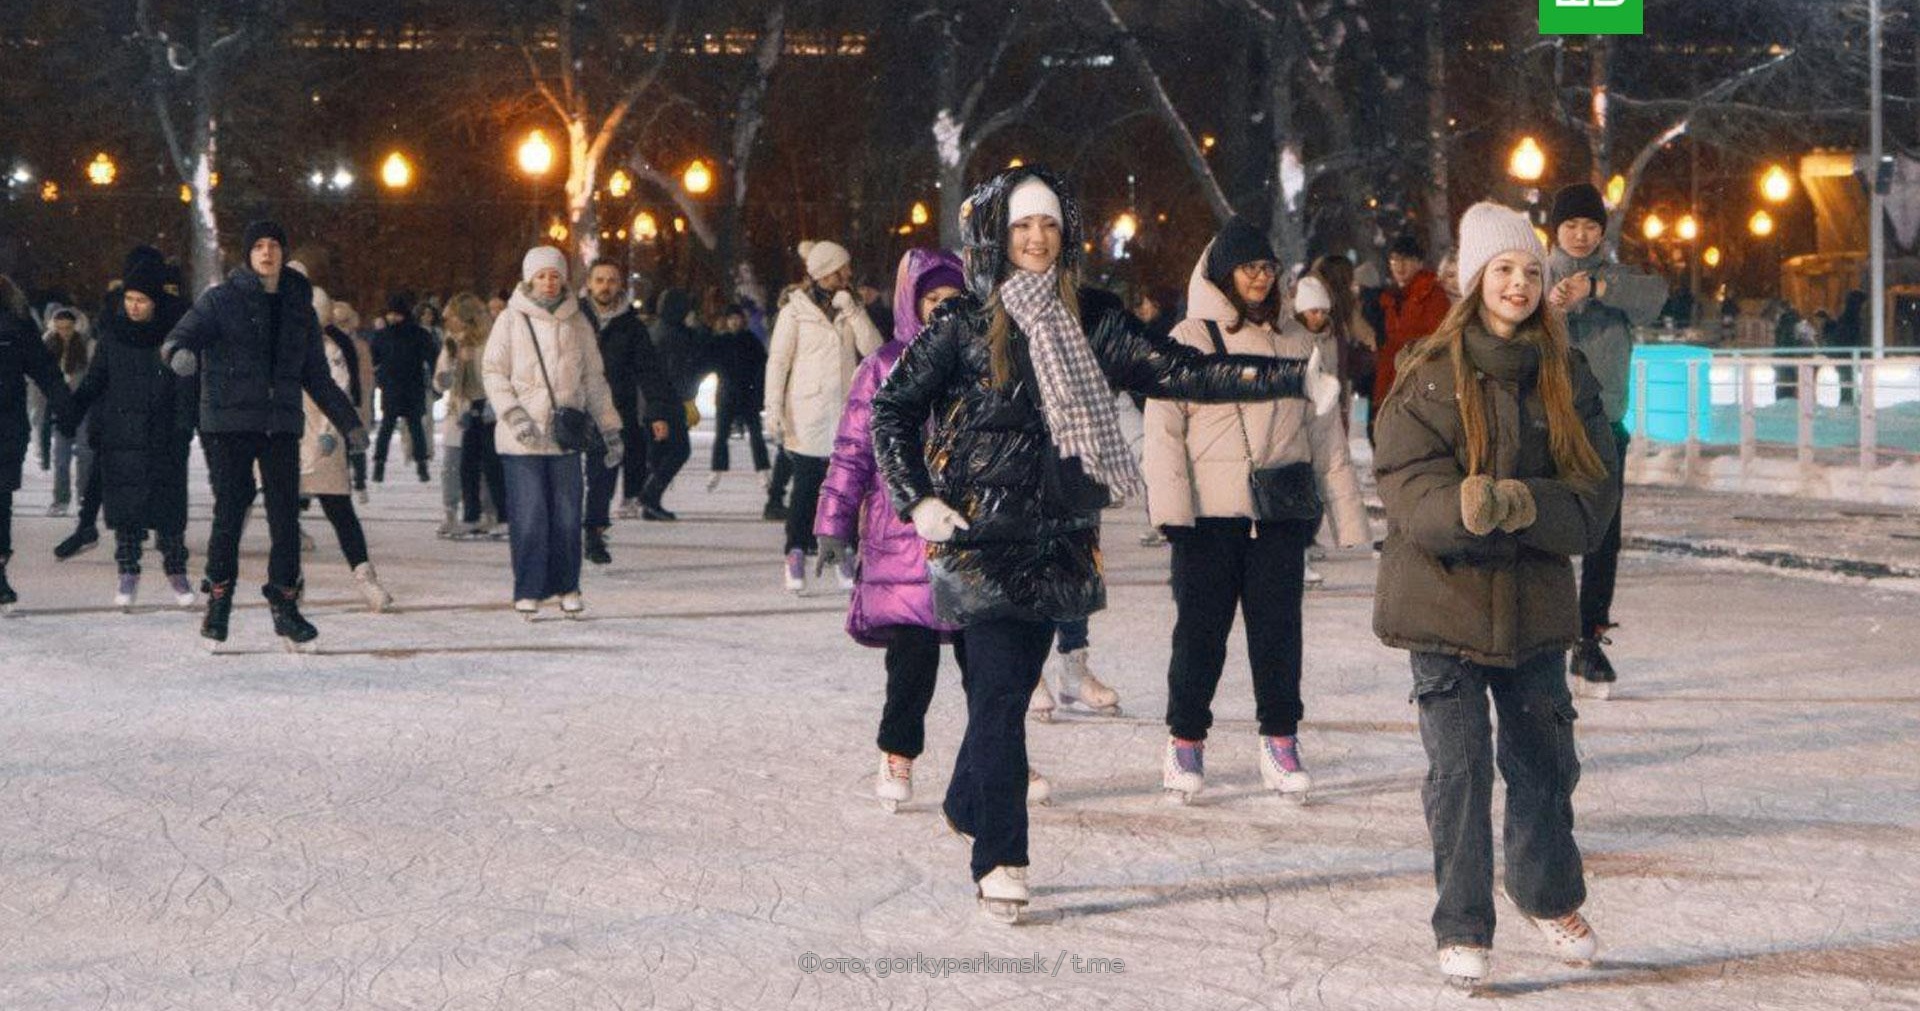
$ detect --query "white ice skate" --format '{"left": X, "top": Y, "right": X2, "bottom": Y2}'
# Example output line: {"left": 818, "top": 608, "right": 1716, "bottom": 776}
{"left": 1056, "top": 649, "right": 1121, "bottom": 716}
{"left": 876, "top": 752, "right": 912, "bottom": 813}
{"left": 1027, "top": 677, "right": 1056, "bottom": 723}
{"left": 1303, "top": 564, "right": 1325, "bottom": 587}
{"left": 1257, "top": 735, "right": 1312, "bottom": 803}
{"left": 353, "top": 562, "right": 393, "bottom": 612}
{"left": 782, "top": 550, "right": 805, "bottom": 593}
{"left": 167, "top": 573, "right": 197, "bottom": 608}
{"left": 1027, "top": 766, "right": 1052, "bottom": 807}
{"left": 436, "top": 510, "right": 460, "bottom": 538}
{"left": 514, "top": 599, "right": 539, "bottom": 622}
{"left": 975, "top": 865, "right": 1029, "bottom": 924}
{"left": 1438, "top": 945, "right": 1490, "bottom": 990}
{"left": 1514, "top": 901, "right": 1599, "bottom": 966}
{"left": 1162, "top": 737, "right": 1205, "bottom": 805}
{"left": 1572, "top": 675, "right": 1613, "bottom": 701}
{"left": 559, "top": 592, "right": 585, "bottom": 619}
{"left": 114, "top": 573, "right": 138, "bottom": 612}
{"left": 705, "top": 472, "right": 724, "bottom": 493}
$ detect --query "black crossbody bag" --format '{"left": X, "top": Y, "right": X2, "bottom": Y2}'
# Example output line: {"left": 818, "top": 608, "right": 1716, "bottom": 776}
{"left": 1203, "top": 320, "right": 1323, "bottom": 524}
{"left": 524, "top": 313, "right": 605, "bottom": 455}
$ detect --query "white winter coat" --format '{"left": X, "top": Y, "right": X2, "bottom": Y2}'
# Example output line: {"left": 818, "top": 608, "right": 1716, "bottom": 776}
{"left": 762, "top": 285, "right": 885, "bottom": 458}
{"left": 299, "top": 335, "right": 355, "bottom": 497}
{"left": 1143, "top": 254, "right": 1370, "bottom": 546}
{"left": 482, "top": 288, "right": 621, "bottom": 457}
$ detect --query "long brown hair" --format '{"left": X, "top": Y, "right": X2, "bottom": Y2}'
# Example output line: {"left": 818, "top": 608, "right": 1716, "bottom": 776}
{"left": 986, "top": 267, "right": 1080, "bottom": 389}
{"left": 1385, "top": 265, "right": 1607, "bottom": 486}
{"left": 1310, "top": 255, "right": 1359, "bottom": 345}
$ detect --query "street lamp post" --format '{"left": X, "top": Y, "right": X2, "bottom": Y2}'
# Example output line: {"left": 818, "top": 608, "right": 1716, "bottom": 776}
{"left": 1507, "top": 136, "right": 1546, "bottom": 221}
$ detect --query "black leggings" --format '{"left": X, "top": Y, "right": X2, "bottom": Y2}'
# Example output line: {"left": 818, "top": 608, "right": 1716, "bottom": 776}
{"left": 114, "top": 527, "right": 189, "bottom": 575}
{"left": 877, "top": 625, "right": 948, "bottom": 759}
{"left": 783, "top": 452, "right": 829, "bottom": 554}
{"left": 461, "top": 422, "right": 508, "bottom": 523}
{"left": 303, "top": 494, "right": 370, "bottom": 568}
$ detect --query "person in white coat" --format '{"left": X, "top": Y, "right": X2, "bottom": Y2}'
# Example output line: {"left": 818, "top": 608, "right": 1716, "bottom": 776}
{"left": 292, "top": 266, "right": 393, "bottom": 612}
{"left": 482, "top": 246, "right": 624, "bottom": 620}
{"left": 1143, "top": 219, "right": 1366, "bottom": 805}
{"left": 762, "top": 239, "right": 885, "bottom": 591}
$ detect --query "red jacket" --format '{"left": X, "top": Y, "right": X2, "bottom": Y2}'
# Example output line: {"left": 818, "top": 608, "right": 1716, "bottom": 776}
{"left": 1374, "top": 269, "right": 1452, "bottom": 404}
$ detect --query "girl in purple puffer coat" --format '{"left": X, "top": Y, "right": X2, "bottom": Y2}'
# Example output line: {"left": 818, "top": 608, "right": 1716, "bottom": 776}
{"left": 817, "top": 249, "right": 1052, "bottom": 813}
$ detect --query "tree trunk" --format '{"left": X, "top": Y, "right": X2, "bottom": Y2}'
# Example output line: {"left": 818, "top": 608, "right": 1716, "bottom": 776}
{"left": 186, "top": 7, "right": 221, "bottom": 294}
{"left": 1093, "top": 0, "right": 1233, "bottom": 224}
{"left": 565, "top": 119, "right": 600, "bottom": 269}
{"left": 1262, "top": 28, "right": 1307, "bottom": 268}
{"left": 1425, "top": 4, "right": 1453, "bottom": 257}
{"left": 1587, "top": 35, "right": 1612, "bottom": 187}
{"left": 718, "top": 2, "right": 785, "bottom": 273}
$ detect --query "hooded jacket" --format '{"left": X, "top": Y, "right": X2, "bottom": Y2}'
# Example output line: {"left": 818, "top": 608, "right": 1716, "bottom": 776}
{"left": 481, "top": 287, "right": 622, "bottom": 456}
{"left": 1144, "top": 248, "right": 1369, "bottom": 545}
{"left": 815, "top": 249, "right": 962, "bottom": 645}
{"left": 764, "top": 281, "right": 886, "bottom": 458}
{"left": 1374, "top": 269, "right": 1452, "bottom": 404}
{"left": 1372, "top": 323, "right": 1620, "bottom": 668}
{"left": 65, "top": 310, "right": 195, "bottom": 530}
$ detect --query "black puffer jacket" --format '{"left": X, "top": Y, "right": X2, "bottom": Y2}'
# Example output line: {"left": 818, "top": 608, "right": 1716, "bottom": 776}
{"left": 161, "top": 268, "right": 360, "bottom": 437}
{"left": 372, "top": 319, "right": 438, "bottom": 415}
{"left": 0, "top": 310, "right": 70, "bottom": 494}
{"left": 68, "top": 312, "right": 196, "bottom": 532}
{"left": 651, "top": 288, "right": 709, "bottom": 402}
{"left": 870, "top": 287, "right": 1308, "bottom": 625}
{"left": 583, "top": 301, "right": 677, "bottom": 428}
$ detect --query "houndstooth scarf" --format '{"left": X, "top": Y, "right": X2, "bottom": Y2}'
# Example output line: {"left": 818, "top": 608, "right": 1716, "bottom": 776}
{"left": 999, "top": 267, "right": 1145, "bottom": 499}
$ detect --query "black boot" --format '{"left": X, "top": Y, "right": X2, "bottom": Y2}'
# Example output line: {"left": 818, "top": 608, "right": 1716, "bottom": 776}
{"left": 584, "top": 527, "right": 612, "bottom": 565}
{"left": 53, "top": 524, "right": 99, "bottom": 560}
{"left": 416, "top": 460, "right": 431, "bottom": 483}
{"left": 264, "top": 583, "right": 319, "bottom": 651}
{"left": 761, "top": 501, "right": 787, "bottom": 522}
{"left": 373, "top": 458, "right": 386, "bottom": 483}
{"left": 0, "top": 554, "right": 16, "bottom": 610}
{"left": 201, "top": 579, "right": 235, "bottom": 645}
{"left": 641, "top": 497, "right": 678, "bottom": 522}
{"left": 1570, "top": 627, "right": 1617, "bottom": 700}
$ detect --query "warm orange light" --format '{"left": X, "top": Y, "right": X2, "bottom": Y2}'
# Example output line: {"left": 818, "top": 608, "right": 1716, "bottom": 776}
{"left": 607, "top": 169, "right": 632, "bottom": 198}
{"left": 86, "top": 152, "right": 116, "bottom": 187}
{"left": 633, "top": 212, "right": 658, "bottom": 242}
{"left": 1508, "top": 136, "right": 1546, "bottom": 183}
{"left": 1676, "top": 214, "right": 1698, "bottom": 241}
{"left": 380, "top": 151, "right": 413, "bottom": 190}
{"left": 1760, "top": 164, "right": 1792, "bottom": 204}
{"left": 1642, "top": 213, "right": 1666, "bottom": 241}
{"left": 547, "top": 219, "right": 569, "bottom": 242}
{"left": 1748, "top": 209, "right": 1775, "bottom": 237}
{"left": 1703, "top": 246, "right": 1722, "bottom": 267}
{"left": 517, "top": 130, "right": 554, "bottom": 177}
{"left": 40, "top": 180, "right": 59, "bottom": 202}
{"left": 1605, "top": 174, "right": 1626, "bottom": 207}
{"left": 910, "top": 201, "right": 929, "bottom": 226}
{"left": 1112, "top": 212, "right": 1139, "bottom": 241}
{"left": 681, "top": 160, "right": 712, "bottom": 196}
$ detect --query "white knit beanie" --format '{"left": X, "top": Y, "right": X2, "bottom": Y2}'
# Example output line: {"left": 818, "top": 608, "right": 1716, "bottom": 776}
{"left": 1007, "top": 177, "right": 1062, "bottom": 226}
{"left": 522, "top": 245, "right": 569, "bottom": 284}
{"left": 798, "top": 240, "right": 851, "bottom": 281}
{"left": 1455, "top": 202, "right": 1546, "bottom": 291}
{"left": 1292, "top": 275, "right": 1332, "bottom": 314}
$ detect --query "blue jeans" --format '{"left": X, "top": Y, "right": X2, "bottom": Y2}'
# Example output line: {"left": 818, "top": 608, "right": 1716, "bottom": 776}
{"left": 1413, "top": 650, "right": 1586, "bottom": 948}
{"left": 502, "top": 453, "right": 585, "bottom": 601}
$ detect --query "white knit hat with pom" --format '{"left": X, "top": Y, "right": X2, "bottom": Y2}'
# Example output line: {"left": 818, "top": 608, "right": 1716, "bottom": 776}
{"left": 799, "top": 240, "right": 851, "bottom": 280}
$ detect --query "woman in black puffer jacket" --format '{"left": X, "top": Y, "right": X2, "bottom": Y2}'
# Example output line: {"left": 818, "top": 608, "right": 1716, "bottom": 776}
{"left": 869, "top": 165, "right": 1314, "bottom": 923}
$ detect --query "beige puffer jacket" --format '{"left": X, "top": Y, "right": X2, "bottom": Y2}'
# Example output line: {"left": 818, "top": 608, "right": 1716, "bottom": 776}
{"left": 299, "top": 334, "right": 355, "bottom": 497}
{"left": 762, "top": 285, "right": 885, "bottom": 458}
{"left": 1143, "top": 252, "right": 1370, "bottom": 546}
{"left": 482, "top": 288, "right": 621, "bottom": 457}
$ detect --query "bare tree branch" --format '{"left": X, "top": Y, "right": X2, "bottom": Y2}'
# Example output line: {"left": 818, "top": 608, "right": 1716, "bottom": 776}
{"left": 520, "top": 44, "right": 569, "bottom": 120}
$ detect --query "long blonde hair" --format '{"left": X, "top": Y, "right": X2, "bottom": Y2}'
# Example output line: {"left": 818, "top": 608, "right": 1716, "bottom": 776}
{"left": 443, "top": 292, "right": 492, "bottom": 350}
{"left": 1385, "top": 265, "right": 1607, "bottom": 486}
{"left": 985, "top": 267, "right": 1080, "bottom": 389}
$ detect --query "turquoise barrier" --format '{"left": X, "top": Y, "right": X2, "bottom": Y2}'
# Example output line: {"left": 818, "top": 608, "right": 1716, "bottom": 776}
{"left": 1625, "top": 344, "right": 1713, "bottom": 442}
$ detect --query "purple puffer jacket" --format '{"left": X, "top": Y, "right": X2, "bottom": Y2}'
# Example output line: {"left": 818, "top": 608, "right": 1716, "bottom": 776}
{"left": 815, "top": 249, "right": 963, "bottom": 647}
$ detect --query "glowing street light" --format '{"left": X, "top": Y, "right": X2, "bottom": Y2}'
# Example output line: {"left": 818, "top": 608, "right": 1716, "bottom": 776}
{"left": 1111, "top": 212, "right": 1139, "bottom": 241}
{"left": 1760, "top": 164, "right": 1793, "bottom": 204}
{"left": 633, "top": 211, "right": 659, "bottom": 243}
{"left": 40, "top": 180, "right": 60, "bottom": 202}
{"left": 1676, "top": 214, "right": 1699, "bottom": 241}
{"left": 681, "top": 159, "right": 712, "bottom": 196}
{"left": 607, "top": 169, "right": 632, "bottom": 198}
{"left": 547, "top": 219, "right": 569, "bottom": 243}
{"left": 1605, "top": 174, "right": 1626, "bottom": 207}
{"left": 380, "top": 151, "right": 413, "bottom": 190}
{"left": 179, "top": 184, "right": 192, "bottom": 204}
{"left": 1507, "top": 136, "right": 1546, "bottom": 183}
{"left": 1703, "top": 246, "right": 1723, "bottom": 267}
{"left": 1200, "top": 134, "right": 1217, "bottom": 152}
{"left": 8, "top": 165, "right": 31, "bottom": 186}
{"left": 910, "top": 201, "right": 930, "bottom": 226}
{"left": 673, "top": 216, "right": 687, "bottom": 234}
{"left": 308, "top": 170, "right": 325, "bottom": 189}
{"left": 86, "top": 152, "right": 117, "bottom": 187}
{"left": 331, "top": 167, "right": 354, "bottom": 191}
{"left": 1749, "top": 209, "right": 1775, "bottom": 237}
{"left": 518, "top": 130, "right": 555, "bottom": 177}
{"left": 1642, "top": 213, "right": 1666, "bottom": 241}
{"left": 1007, "top": 157, "right": 1025, "bottom": 168}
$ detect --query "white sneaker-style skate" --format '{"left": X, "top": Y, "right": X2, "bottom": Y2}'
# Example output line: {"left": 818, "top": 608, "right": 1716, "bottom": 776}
{"left": 1027, "top": 677, "right": 1056, "bottom": 723}
{"left": 617, "top": 499, "right": 642, "bottom": 520}
{"left": 1515, "top": 903, "right": 1600, "bottom": 965}
{"left": 514, "top": 598, "right": 539, "bottom": 621}
{"left": 782, "top": 550, "right": 805, "bottom": 592}
{"left": 1572, "top": 675, "right": 1612, "bottom": 701}
{"left": 1056, "top": 649, "right": 1121, "bottom": 715}
{"left": 1438, "top": 945, "right": 1490, "bottom": 990}
{"left": 353, "top": 562, "right": 394, "bottom": 612}
{"left": 559, "top": 592, "right": 584, "bottom": 619}
{"left": 1026, "top": 767, "right": 1052, "bottom": 807}
{"left": 114, "top": 573, "right": 138, "bottom": 611}
{"left": 876, "top": 752, "right": 912, "bottom": 812}
{"left": 436, "top": 510, "right": 460, "bottom": 538}
{"left": 1258, "top": 734, "right": 1312, "bottom": 802}
{"left": 705, "top": 472, "right": 724, "bottom": 492}
{"left": 1163, "top": 737, "right": 1205, "bottom": 804}
{"left": 975, "top": 865, "right": 1029, "bottom": 924}
{"left": 167, "top": 573, "right": 197, "bottom": 608}
{"left": 1303, "top": 564, "right": 1325, "bottom": 587}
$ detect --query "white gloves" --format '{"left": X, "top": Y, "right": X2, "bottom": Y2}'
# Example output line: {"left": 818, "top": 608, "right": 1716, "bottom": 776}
{"left": 910, "top": 498, "right": 970, "bottom": 543}
{"left": 602, "top": 431, "right": 624, "bottom": 471}
{"left": 1305, "top": 346, "right": 1341, "bottom": 418}
{"left": 505, "top": 408, "right": 542, "bottom": 447}
{"left": 831, "top": 289, "right": 859, "bottom": 314}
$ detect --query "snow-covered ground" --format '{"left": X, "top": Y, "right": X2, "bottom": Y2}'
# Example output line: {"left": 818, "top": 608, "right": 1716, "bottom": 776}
{"left": 2, "top": 435, "right": 1917, "bottom": 1010}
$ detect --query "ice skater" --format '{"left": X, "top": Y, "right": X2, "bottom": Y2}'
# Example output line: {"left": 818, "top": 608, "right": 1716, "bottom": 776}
{"left": 1372, "top": 202, "right": 1620, "bottom": 989}
{"left": 869, "top": 166, "right": 1312, "bottom": 924}
{"left": 0, "top": 275, "right": 75, "bottom": 612}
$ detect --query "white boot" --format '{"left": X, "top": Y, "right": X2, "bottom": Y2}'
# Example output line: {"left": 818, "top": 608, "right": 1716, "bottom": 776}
{"left": 436, "top": 510, "right": 460, "bottom": 538}
{"left": 975, "top": 865, "right": 1029, "bottom": 924}
{"left": 1257, "top": 734, "right": 1312, "bottom": 802}
{"left": 353, "top": 562, "right": 393, "bottom": 612}
{"left": 114, "top": 572, "right": 139, "bottom": 611}
{"left": 514, "top": 598, "right": 539, "bottom": 621}
{"left": 559, "top": 592, "right": 584, "bottom": 619}
{"left": 1057, "top": 648, "right": 1121, "bottom": 715}
{"left": 705, "top": 472, "right": 724, "bottom": 492}
{"left": 1514, "top": 901, "right": 1600, "bottom": 965}
{"left": 1162, "top": 737, "right": 1205, "bottom": 804}
{"left": 1027, "top": 677, "right": 1056, "bottom": 723}
{"left": 1026, "top": 766, "right": 1052, "bottom": 807}
{"left": 1438, "top": 945, "right": 1491, "bottom": 990}
{"left": 876, "top": 752, "right": 912, "bottom": 813}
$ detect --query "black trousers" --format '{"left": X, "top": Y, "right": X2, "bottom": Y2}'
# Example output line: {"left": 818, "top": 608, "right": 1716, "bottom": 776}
{"left": 1165, "top": 517, "right": 1316, "bottom": 741}
{"left": 374, "top": 410, "right": 429, "bottom": 469}
{"left": 204, "top": 432, "right": 303, "bottom": 589}
{"left": 712, "top": 401, "right": 770, "bottom": 473}
{"left": 585, "top": 447, "right": 618, "bottom": 530}
{"left": 642, "top": 413, "right": 691, "bottom": 506}
{"left": 0, "top": 490, "right": 12, "bottom": 556}
{"left": 115, "top": 527, "right": 188, "bottom": 575}
{"left": 1577, "top": 428, "right": 1630, "bottom": 634}
{"left": 943, "top": 617, "right": 1053, "bottom": 880}
{"left": 783, "top": 452, "right": 829, "bottom": 554}
{"left": 768, "top": 448, "right": 792, "bottom": 506}
{"left": 460, "top": 422, "right": 507, "bottom": 523}
{"left": 618, "top": 421, "right": 647, "bottom": 501}
{"left": 304, "top": 494, "right": 370, "bottom": 568}
{"left": 77, "top": 456, "right": 103, "bottom": 529}
{"left": 877, "top": 625, "right": 949, "bottom": 759}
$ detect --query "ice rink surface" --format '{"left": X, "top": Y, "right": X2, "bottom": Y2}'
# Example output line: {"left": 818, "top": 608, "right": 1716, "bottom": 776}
{"left": 2, "top": 443, "right": 1917, "bottom": 1010}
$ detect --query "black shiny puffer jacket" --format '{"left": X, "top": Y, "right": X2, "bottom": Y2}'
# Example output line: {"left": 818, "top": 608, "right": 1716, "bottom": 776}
{"left": 870, "top": 286, "right": 1309, "bottom": 626}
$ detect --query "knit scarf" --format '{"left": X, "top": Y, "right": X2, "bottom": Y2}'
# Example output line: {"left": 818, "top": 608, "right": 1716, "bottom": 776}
{"left": 1547, "top": 247, "right": 1608, "bottom": 286}
{"left": 998, "top": 267, "right": 1144, "bottom": 499}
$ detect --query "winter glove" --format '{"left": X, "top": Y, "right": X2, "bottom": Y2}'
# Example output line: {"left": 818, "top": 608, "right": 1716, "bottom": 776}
{"left": 830, "top": 289, "right": 859, "bottom": 315}
{"left": 167, "top": 348, "right": 198, "bottom": 378}
{"left": 1305, "top": 346, "right": 1342, "bottom": 417}
{"left": 909, "top": 497, "right": 970, "bottom": 543}
{"left": 816, "top": 535, "right": 851, "bottom": 576}
{"left": 1492, "top": 479, "right": 1537, "bottom": 533}
{"left": 346, "top": 426, "right": 370, "bottom": 455}
{"left": 317, "top": 433, "right": 339, "bottom": 457}
{"left": 601, "top": 431, "right": 624, "bottom": 471}
{"left": 504, "top": 408, "right": 542, "bottom": 447}
{"left": 1459, "top": 474, "right": 1503, "bottom": 537}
